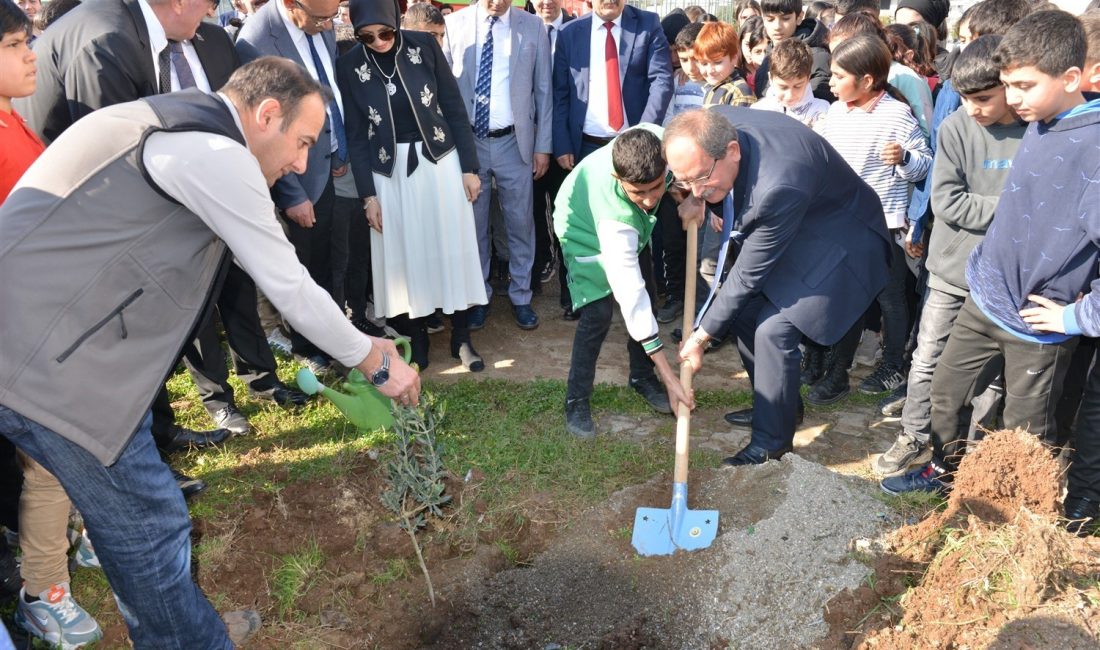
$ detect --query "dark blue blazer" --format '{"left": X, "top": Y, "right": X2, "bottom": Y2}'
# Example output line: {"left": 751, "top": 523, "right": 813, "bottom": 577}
{"left": 698, "top": 107, "right": 893, "bottom": 346}
{"left": 551, "top": 6, "right": 673, "bottom": 159}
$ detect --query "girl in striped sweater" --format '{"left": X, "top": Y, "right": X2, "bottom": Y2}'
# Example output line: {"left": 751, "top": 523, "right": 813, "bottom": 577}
{"left": 808, "top": 34, "right": 932, "bottom": 404}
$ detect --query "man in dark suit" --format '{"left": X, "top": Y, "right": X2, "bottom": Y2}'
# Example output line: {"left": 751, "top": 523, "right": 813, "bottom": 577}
{"left": 551, "top": 0, "right": 673, "bottom": 171}
{"left": 669, "top": 107, "right": 892, "bottom": 466}
{"left": 18, "top": 0, "right": 237, "bottom": 143}
{"left": 236, "top": 0, "right": 347, "bottom": 372}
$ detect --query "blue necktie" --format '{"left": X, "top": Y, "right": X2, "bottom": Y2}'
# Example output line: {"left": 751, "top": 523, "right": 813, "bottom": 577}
{"left": 306, "top": 35, "right": 347, "bottom": 164}
{"left": 169, "top": 41, "right": 197, "bottom": 90}
{"left": 474, "top": 16, "right": 498, "bottom": 138}
{"left": 695, "top": 192, "right": 744, "bottom": 328}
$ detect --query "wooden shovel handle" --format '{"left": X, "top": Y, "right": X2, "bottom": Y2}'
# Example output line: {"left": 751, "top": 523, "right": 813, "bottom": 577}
{"left": 673, "top": 211, "right": 701, "bottom": 485}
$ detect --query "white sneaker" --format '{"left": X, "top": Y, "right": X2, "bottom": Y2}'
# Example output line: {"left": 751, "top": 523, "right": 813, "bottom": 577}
{"left": 16, "top": 583, "right": 103, "bottom": 649}
{"left": 266, "top": 327, "right": 292, "bottom": 357}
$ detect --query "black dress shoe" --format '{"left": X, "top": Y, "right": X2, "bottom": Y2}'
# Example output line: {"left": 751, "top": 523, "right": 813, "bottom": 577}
{"left": 250, "top": 383, "right": 310, "bottom": 407}
{"left": 629, "top": 376, "right": 672, "bottom": 414}
{"left": 213, "top": 406, "right": 252, "bottom": 436}
{"left": 155, "top": 424, "right": 231, "bottom": 455}
{"left": 1064, "top": 496, "right": 1100, "bottom": 537}
{"left": 172, "top": 469, "right": 207, "bottom": 500}
{"left": 723, "top": 405, "right": 805, "bottom": 428}
{"left": 721, "top": 442, "right": 793, "bottom": 466}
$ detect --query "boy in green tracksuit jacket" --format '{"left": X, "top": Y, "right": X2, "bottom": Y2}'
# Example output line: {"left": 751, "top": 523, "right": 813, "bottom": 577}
{"left": 554, "top": 125, "right": 693, "bottom": 439}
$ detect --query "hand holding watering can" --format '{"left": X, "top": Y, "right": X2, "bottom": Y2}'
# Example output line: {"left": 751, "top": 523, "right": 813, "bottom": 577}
{"left": 297, "top": 337, "right": 418, "bottom": 430}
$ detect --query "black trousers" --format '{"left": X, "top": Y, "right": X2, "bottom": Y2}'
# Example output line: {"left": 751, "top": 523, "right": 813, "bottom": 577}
{"left": 532, "top": 158, "right": 567, "bottom": 298}
{"left": 1068, "top": 352, "right": 1100, "bottom": 502}
{"left": 344, "top": 195, "right": 373, "bottom": 321}
{"left": 930, "top": 298, "right": 1078, "bottom": 471}
{"left": 182, "top": 264, "right": 280, "bottom": 414}
{"left": 566, "top": 248, "right": 658, "bottom": 402}
{"left": 285, "top": 177, "right": 338, "bottom": 359}
{"left": 656, "top": 193, "right": 685, "bottom": 301}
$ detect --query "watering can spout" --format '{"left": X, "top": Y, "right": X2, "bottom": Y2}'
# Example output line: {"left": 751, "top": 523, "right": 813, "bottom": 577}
{"left": 295, "top": 338, "right": 412, "bottom": 431}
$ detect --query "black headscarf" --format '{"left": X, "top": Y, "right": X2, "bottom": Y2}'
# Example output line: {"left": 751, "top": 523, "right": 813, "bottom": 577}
{"left": 350, "top": 0, "right": 400, "bottom": 32}
{"left": 895, "top": 0, "right": 950, "bottom": 29}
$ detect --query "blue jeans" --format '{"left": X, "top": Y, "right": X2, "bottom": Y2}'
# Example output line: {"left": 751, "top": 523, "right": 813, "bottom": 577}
{"left": 0, "top": 406, "right": 231, "bottom": 649}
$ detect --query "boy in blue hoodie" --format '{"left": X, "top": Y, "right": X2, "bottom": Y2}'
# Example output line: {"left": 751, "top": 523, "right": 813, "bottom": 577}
{"left": 883, "top": 10, "right": 1100, "bottom": 496}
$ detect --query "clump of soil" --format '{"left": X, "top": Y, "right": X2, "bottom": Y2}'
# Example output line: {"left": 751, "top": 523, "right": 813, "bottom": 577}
{"left": 825, "top": 429, "right": 1100, "bottom": 650}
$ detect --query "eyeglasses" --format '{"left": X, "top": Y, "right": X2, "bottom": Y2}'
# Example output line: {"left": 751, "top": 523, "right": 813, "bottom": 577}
{"left": 293, "top": 0, "right": 339, "bottom": 28}
{"left": 671, "top": 157, "right": 718, "bottom": 190}
{"left": 356, "top": 27, "right": 397, "bottom": 45}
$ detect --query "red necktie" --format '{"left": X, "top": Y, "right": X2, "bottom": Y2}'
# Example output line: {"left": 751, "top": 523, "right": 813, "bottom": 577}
{"left": 604, "top": 22, "right": 624, "bottom": 131}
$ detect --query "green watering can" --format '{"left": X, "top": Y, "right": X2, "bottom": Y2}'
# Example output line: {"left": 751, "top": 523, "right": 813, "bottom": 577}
{"left": 295, "top": 338, "right": 412, "bottom": 430}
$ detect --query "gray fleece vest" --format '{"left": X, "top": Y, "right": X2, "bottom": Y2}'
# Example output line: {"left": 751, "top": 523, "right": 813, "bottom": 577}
{"left": 0, "top": 91, "right": 245, "bottom": 465}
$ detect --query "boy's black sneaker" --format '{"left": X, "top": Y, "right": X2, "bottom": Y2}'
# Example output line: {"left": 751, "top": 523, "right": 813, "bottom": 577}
{"left": 859, "top": 362, "right": 906, "bottom": 394}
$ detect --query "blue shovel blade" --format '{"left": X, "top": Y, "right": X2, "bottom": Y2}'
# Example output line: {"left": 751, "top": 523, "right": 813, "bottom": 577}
{"left": 631, "top": 506, "right": 719, "bottom": 556}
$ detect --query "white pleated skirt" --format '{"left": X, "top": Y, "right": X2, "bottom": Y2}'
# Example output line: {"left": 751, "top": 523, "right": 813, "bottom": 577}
{"left": 370, "top": 144, "right": 487, "bottom": 319}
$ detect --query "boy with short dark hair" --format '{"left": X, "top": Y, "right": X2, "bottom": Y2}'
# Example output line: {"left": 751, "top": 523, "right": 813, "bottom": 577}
{"left": 753, "top": 0, "right": 833, "bottom": 100}
{"left": 873, "top": 35, "right": 1026, "bottom": 479}
{"left": 751, "top": 38, "right": 829, "bottom": 126}
{"left": 883, "top": 10, "right": 1100, "bottom": 496}
{"left": 554, "top": 126, "right": 693, "bottom": 439}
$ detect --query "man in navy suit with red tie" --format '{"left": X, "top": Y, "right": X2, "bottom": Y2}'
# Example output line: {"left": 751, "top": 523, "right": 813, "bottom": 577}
{"left": 551, "top": 0, "right": 673, "bottom": 170}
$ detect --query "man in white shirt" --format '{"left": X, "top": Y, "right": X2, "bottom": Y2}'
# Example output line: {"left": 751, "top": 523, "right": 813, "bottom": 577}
{"left": 443, "top": 0, "right": 553, "bottom": 331}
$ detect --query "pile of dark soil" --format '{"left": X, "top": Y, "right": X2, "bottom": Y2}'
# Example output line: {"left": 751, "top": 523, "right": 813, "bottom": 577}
{"left": 825, "top": 429, "right": 1100, "bottom": 650}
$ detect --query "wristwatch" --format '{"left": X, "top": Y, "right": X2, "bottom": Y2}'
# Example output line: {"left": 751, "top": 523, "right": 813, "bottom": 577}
{"left": 369, "top": 352, "right": 390, "bottom": 387}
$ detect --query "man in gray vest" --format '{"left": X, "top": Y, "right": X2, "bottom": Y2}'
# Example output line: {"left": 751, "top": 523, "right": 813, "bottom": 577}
{"left": 0, "top": 57, "right": 419, "bottom": 648}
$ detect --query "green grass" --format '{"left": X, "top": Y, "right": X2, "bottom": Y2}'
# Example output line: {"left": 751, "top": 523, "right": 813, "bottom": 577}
{"left": 165, "top": 359, "right": 730, "bottom": 525}
{"left": 271, "top": 539, "right": 325, "bottom": 621}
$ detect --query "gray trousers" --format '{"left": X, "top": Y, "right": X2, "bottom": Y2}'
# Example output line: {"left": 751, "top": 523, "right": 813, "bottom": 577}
{"left": 473, "top": 133, "right": 534, "bottom": 305}
{"left": 902, "top": 286, "right": 1003, "bottom": 443}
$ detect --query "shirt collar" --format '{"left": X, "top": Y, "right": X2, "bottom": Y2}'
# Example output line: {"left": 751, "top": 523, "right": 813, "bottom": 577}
{"left": 550, "top": 13, "right": 564, "bottom": 29}
{"left": 592, "top": 12, "right": 623, "bottom": 31}
{"left": 138, "top": 0, "right": 169, "bottom": 56}
{"left": 478, "top": 5, "right": 511, "bottom": 28}
{"left": 216, "top": 92, "right": 247, "bottom": 142}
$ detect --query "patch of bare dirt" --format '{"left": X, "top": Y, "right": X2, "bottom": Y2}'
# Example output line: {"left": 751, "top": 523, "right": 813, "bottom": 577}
{"left": 825, "top": 429, "right": 1100, "bottom": 650}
